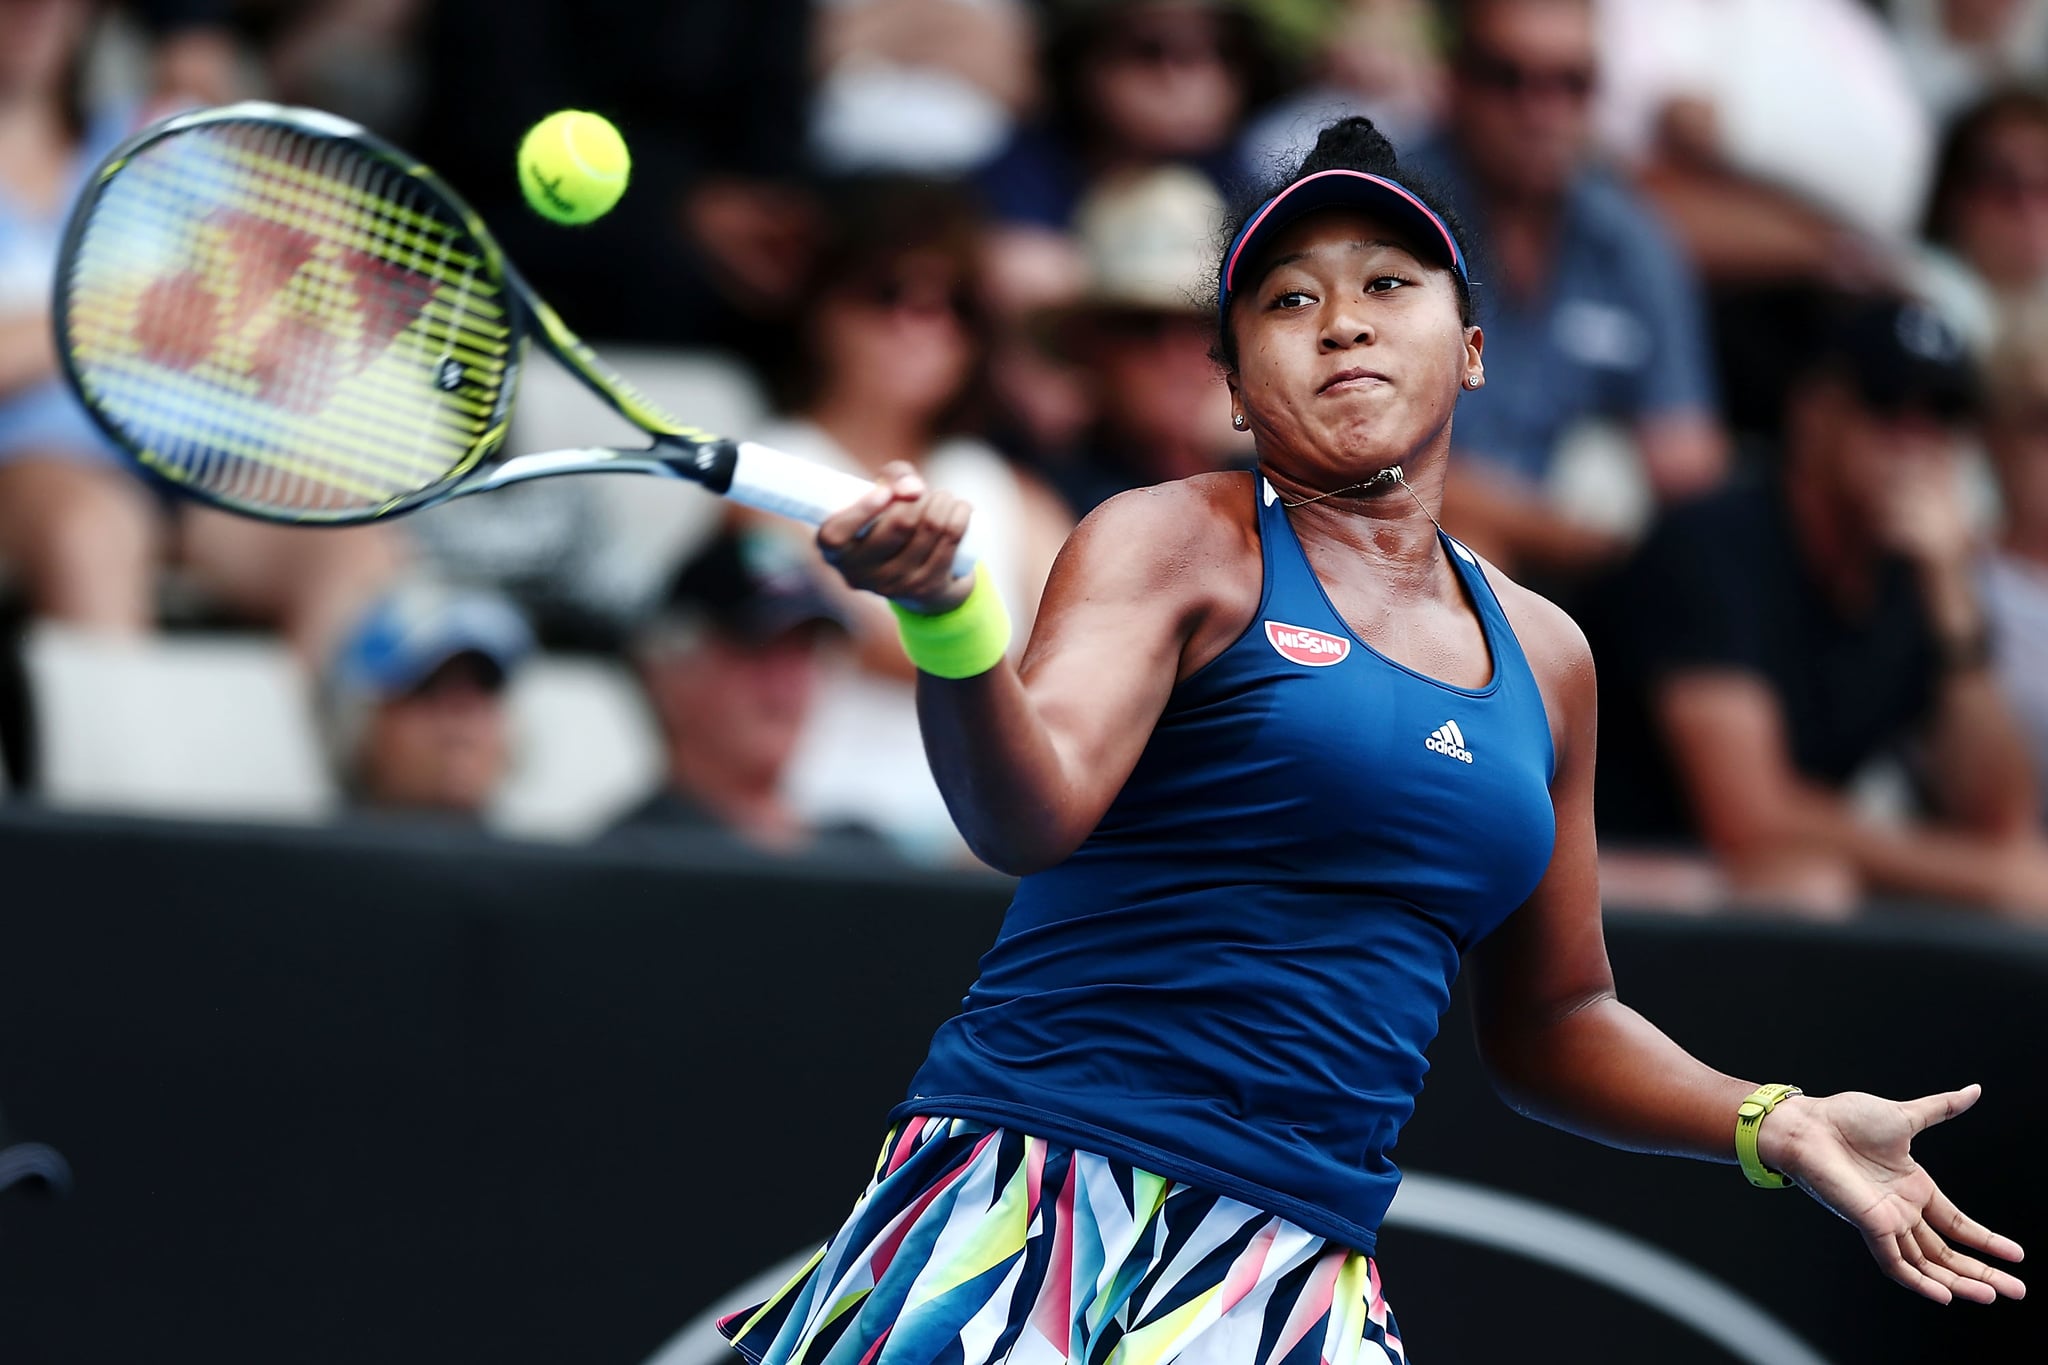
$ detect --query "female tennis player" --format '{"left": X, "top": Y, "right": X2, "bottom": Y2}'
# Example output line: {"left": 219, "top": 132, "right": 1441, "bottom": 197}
{"left": 720, "top": 118, "right": 2026, "bottom": 1365}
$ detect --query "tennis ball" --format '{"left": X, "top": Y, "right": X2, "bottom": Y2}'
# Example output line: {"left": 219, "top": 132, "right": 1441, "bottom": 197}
{"left": 518, "top": 111, "right": 630, "bottom": 225}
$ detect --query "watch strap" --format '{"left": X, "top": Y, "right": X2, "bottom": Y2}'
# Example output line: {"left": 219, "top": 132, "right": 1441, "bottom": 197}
{"left": 1735, "top": 1083, "right": 1804, "bottom": 1189}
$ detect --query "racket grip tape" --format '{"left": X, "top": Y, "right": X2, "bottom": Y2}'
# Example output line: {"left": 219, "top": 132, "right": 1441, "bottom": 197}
{"left": 723, "top": 441, "right": 978, "bottom": 579}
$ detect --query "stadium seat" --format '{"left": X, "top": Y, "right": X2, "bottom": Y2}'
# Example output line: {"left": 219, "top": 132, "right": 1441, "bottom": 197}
{"left": 23, "top": 626, "right": 659, "bottom": 840}
{"left": 492, "top": 656, "right": 662, "bottom": 840}
{"left": 22, "top": 625, "right": 336, "bottom": 823}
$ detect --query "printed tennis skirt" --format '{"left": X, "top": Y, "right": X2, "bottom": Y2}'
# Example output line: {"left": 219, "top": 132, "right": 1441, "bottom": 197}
{"left": 718, "top": 1115, "right": 1406, "bottom": 1365}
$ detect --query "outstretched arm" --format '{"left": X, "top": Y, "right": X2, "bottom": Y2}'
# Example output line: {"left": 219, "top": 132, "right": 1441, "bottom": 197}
{"left": 1467, "top": 585, "right": 2026, "bottom": 1306}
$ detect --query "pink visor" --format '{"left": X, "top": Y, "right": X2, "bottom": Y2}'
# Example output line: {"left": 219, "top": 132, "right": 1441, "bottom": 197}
{"left": 1217, "top": 170, "right": 1468, "bottom": 328}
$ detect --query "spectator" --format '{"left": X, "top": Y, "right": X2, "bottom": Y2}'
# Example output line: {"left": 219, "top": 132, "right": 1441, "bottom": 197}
{"left": 976, "top": 0, "right": 1270, "bottom": 232}
{"left": 751, "top": 176, "right": 1070, "bottom": 859}
{"left": 1594, "top": 0, "right": 1935, "bottom": 256}
{"left": 1916, "top": 88, "right": 2048, "bottom": 355}
{"left": 1980, "top": 304, "right": 2048, "bottom": 808}
{"left": 323, "top": 583, "right": 534, "bottom": 820}
{"left": 1889, "top": 0, "right": 2048, "bottom": 124}
{"left": 1038, "top": 165, "right": 1239, "bottom": 514}
{"left": 611, "top": 529, "right": 872, "bottom": 855}
{"left": 1590, "top": 296, "right": 2048, "bottom": 919}
{"left": 810, "top": 0, "right": 1037, "bottom": 174}
{"left": 1413, "top": 0, "right": 1727, "bottom": 578}
{"left": 974, "top": 0, "right": 1272, "bottom": 476}
{"left": 1591, "top": 0, "right": 1936, "bottom": 442}
{"left": 0, "top": 0, "right": 396, "bottom": 653}
{"left": 1239, "top": 0, "right": 1446, "bottom": 174}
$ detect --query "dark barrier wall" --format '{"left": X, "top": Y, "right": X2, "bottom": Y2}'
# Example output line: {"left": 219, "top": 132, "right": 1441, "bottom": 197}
{"left": 0, "top": 809, "right": 2040, "bottom": 1364}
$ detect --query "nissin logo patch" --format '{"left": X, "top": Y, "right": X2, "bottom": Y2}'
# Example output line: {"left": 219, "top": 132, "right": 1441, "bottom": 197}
{"left": 1264, "top": 621, "right": 1351, "bottom": 667}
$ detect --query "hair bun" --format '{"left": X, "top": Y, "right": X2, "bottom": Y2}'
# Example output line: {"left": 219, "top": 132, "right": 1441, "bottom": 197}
{"left": 1295, "top": 116, "right": 1401, "bottom": 181}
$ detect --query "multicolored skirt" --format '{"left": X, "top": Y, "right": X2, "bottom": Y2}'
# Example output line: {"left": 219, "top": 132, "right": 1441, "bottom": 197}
{"left": 718, "top": 1115, "right": 1407, "bottom": 1365}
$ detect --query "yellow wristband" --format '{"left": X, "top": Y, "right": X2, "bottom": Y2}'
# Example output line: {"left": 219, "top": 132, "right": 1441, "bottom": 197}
{"left": 891, "top": 569, "right": 1011, "bottom": 679}
{"left": 1735, "top": 1083, "right": 1803, "bottom": 1189}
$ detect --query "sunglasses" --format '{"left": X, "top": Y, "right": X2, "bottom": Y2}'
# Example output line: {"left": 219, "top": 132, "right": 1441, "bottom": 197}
{"left": 1459, "top": 50, "right": 1596, "bottom": 102}
{"left": 1963, "top": 164, "right": 2048, "bottom": 207}
{"left": 1097, "top": 17, "right": 1228, "bottom": 70}
{"left": 855, "top": 276, "right": 976, "bottom": 323}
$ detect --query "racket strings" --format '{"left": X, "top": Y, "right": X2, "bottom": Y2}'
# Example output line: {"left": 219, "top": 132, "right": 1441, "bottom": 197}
{"left": 62, "top": 118, "right": 514, "bottom": 518}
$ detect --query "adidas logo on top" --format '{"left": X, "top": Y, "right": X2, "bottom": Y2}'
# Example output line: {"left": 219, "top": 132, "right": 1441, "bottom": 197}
{"left": 1425, "top": 720, "right": 1474, "bottom": 764}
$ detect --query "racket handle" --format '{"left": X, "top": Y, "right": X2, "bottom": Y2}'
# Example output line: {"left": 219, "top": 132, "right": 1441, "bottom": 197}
{"left": 723, "top": 441, "right": 979, "bottom": 579}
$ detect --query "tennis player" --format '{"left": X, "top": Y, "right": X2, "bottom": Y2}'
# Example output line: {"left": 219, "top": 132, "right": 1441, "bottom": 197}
{"left": 720, "top": 118, "right": 2026, "bottom": 1365}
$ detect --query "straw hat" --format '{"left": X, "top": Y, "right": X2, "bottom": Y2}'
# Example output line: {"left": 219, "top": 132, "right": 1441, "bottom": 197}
{"left": 1038, "top": 165, "right": 1227, "bottom": 355}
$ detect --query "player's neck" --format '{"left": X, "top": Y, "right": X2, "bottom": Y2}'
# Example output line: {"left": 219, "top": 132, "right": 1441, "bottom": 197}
{"left": 1276, "top": 460, "right": 1455, "bottom": 603}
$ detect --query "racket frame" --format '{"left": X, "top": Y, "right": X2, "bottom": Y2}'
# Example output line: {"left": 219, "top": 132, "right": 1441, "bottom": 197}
{"left": 55, "top": 101, "right": 971, "bottom": 574}
{"left": 53, "top": 101, "right": 749, "bottom": 523}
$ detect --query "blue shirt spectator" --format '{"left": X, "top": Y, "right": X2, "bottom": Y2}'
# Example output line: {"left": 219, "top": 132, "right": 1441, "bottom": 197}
{"left": 977, "top": 123, "right": 1237, "bottom": 232}
{"left": 1419, "top": 0, "right": 1728, "bottom": 582}
{"left": 1411, "top": 136, "right": 1718, "bottom": 485}
{"left": 0, "top": 106, "right": 132, "bottom": 475}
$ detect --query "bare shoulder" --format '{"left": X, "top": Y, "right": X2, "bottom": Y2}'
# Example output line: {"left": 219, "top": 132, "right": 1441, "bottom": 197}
{"left": 1033, "top": 473, "right": 1262, "bottom": 676}
{"left": 1059, "top": 472, "right": 1259, "bottom": 589}
{"left": 1473, "top": 553, "right": 1597, "bottom": 726}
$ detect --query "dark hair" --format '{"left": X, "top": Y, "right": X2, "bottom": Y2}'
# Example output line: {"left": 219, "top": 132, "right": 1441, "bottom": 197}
{"left": 1923, "top": 87, "right": 2048, "bottom": 247}
{"left": 771, "top": 174, "right": 991, "bottom": 432}
{"left": 1210, "top": 116, "right": 1476, "bottom": 370}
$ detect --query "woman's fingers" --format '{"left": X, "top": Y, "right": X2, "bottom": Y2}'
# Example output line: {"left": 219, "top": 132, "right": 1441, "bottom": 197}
{"left": 867, "top": 492, "right": 962, "bottom": 599}
{"left": 1928, "top": 1189, "right": 2027, "bottom": 1266}
{"left": 1912, "top": 1223, "right": 2026, "bottom": 1302}
{"left": 814, "top": 471, "right": 973, "bottom": 609}
{"left": 896, "top": 497, "right": 977, "bottom": 604}
{"left": 1901, "top": 1229, "right": 1989, "bottom": 1304}
{"left": 1902, "top": 1084, "right": 1981, "bottom": 1136}
{"left": 1870, "top": 1229, "right": 1955, "bottom": 1304}
{"left": 1867, "top": 1236, "right": 1957, "bottom": 1309}
{"left": 817, "top": 480, "right": 899, "bottom": 559}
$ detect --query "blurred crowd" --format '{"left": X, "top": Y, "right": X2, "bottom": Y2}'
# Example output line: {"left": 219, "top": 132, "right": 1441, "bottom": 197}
{"left": 3, "top": 0, "right": 2048, "bottom": 923}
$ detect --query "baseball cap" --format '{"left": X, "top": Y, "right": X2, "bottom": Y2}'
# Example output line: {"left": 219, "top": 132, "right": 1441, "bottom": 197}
{"left": 1822, "top": 296, "right": 1982, "bottom": 422}
{"left": 1216, "top": 169, "right": 1471, "bottom": 330}
{"left": 647, "top": 529, "right": 847, "bottom": 645}
{"left": 329, "top": 582, "right": 535, "bottom": 700}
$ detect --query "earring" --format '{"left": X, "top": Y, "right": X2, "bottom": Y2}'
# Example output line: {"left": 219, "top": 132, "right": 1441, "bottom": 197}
{"left": 1465, "top": 376, "right": 1482, "bottom": 389}
{"left": 1233, "top": 413, "right": 1247, "bottom": 429}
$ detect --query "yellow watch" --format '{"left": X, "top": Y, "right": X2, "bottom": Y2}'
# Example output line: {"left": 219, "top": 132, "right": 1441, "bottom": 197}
{"left": 1735, "top": 1083, "right": 1804, "bottom": 1189}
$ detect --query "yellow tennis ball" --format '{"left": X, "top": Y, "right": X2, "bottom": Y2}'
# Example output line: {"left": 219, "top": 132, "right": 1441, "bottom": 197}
{"left": 518, "top": 111, "right": 630, "bottom": 225}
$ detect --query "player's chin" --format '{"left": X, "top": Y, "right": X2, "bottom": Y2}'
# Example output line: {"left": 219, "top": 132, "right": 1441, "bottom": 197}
{"left": 1315, "top": 419, "right": 1405, "bottom": 472}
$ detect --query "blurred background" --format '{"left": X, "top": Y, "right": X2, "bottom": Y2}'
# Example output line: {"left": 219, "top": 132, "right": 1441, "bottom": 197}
{"left": 1, "top": 1, "right": 2046, "bottom": 1362}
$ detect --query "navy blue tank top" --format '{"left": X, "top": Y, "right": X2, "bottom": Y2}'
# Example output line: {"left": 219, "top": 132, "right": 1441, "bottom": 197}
{"left": 893, "top": 473, "right": 1558, "bottom": 1252}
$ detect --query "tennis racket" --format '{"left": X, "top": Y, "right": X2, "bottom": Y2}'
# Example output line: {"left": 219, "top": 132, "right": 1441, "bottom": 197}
{"left": 53, "top": 101, "right": 975, "bottom": 576}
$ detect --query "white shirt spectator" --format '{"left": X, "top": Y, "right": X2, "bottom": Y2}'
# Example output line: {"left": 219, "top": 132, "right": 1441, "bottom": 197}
{"left": 1889, "top": 0, "right": 2048, "bottom": 123}
{"left": 809, "top": 0, "right": 1033, "bottom": 173}
{"left": 1594, "top": 0, "right": 1935, "bottom": 240}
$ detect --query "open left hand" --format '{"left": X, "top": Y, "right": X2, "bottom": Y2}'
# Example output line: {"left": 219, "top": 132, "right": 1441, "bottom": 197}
{"left": 1762, "top": 1085, "right": 2026, "bottom": 1304}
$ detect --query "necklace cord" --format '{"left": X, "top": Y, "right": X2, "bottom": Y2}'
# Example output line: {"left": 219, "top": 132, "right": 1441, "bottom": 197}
{"left": 1277, "top": 466, "right": 1447, "bottom": 536}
